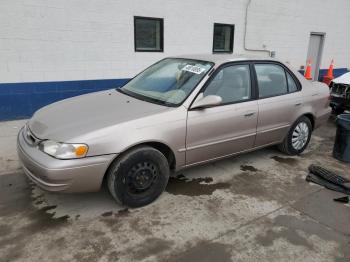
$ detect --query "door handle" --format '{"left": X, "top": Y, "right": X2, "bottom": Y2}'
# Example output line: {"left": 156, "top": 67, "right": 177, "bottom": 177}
{"left": 244, "top": 112, "right": 255, "bottom": 117}
{"left": 295, "top": 103, "right": 302, "bottom": 106}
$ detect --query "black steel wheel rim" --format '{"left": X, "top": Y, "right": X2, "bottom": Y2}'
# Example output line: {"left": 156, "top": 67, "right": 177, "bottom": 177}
{"left": 126, "top": 161, "right": 158, "bottom": 194}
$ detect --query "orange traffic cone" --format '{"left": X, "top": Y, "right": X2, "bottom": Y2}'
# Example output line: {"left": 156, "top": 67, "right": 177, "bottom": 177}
{"left": 323, "top": 59, "right": 334, "bottom": 86}
{"left": 304, "top": 59, "right": 312, "bottom": 80}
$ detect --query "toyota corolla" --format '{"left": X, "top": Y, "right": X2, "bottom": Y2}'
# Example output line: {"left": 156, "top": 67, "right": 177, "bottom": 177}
{"left": 17, "top": 54, "right": 331, "bottom": 207}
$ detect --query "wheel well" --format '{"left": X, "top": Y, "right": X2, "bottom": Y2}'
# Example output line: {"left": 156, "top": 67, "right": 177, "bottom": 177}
{"left": 303, "top": 113, "right": 315, "bottom": 130}
{"left": 142, "top": 142, "right": 176, "bottom": 170}
{"left": 101, "top": 142, "right": 176, "bottom": 188}
{"left": 108, "top": 142, "right": 176, "bottom": 171}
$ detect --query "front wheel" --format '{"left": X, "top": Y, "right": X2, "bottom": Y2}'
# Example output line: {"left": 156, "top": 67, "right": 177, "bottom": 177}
{"left": 278, "top": 116, "right": 312, "bottom": 155}
{"left": 107, "top": 146, "right": 169, "bottom": 207}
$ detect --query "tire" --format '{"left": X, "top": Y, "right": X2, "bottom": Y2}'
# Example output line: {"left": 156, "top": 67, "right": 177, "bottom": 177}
{"left": 278, "top": 116, "right": 312, "bottom": 155}
{"left": 107, "top": 146, "right": 169, "bottom": 207}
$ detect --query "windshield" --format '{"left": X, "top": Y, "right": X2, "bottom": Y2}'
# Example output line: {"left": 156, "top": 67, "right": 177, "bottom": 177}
{"left": 119, "top": 58, "right": 214, "bottom": 106}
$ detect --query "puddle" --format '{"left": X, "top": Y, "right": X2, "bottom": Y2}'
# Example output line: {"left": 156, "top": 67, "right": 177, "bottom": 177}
{"left": 255, "top": 214, "right": 350, "bottom": 256}
{"left": 167, "top": 241, "right": 232, "bottom": 262}
{"left": 271, "top": 156, "right": 298, "bottom": 165}
{"left": 118, "top": 208, "right": 129, "bottom": 215}
{"left": 240, "top": 165, "right": 258, "bottom": 172}
{"left": 25, "top": 205, "right": 69, "bottom": 233}
{"left": 0, "top": 224, "right": 12, "bottom": 237}
{"left": 166, "top": 174, "right": 231, "bottom": 196}
{"left": 229, "top": 172, "right": 274, "bottom": 200}
{"left": 0, "top": 174, "right": 70, "bottom": 261}
{"left": 101, "top": 209, "right": 129, "bottom": 218}
{"left": 131, "top": 237, "right": 174, "bottom": 261}
{"left": 30, "top": 183, "right": 126, "bottom": 220}
{"left": 101, "top": 211, "right": 113, "bottom": 217}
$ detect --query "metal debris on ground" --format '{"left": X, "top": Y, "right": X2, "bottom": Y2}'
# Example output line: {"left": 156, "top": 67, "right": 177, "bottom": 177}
{"left": 333, "top": 196, "right": 349, "bottom": 203}
{"left": 306, "top": 164, "right": 350, "bottom": 195}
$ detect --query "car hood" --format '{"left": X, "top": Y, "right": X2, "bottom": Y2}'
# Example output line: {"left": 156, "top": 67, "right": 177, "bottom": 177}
{"left": 332, "top": 72, "right": 350, "bottom": 85}
{"left": 28, "top": 90, "right": 169, "bottom": 142}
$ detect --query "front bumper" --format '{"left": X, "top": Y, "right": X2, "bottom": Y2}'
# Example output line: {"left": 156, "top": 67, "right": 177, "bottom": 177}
{"left": 17, "top": 128, "right": 117, "bottom": 193}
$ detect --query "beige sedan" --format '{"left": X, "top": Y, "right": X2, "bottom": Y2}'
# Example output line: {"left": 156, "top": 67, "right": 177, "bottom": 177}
{"left": 17, "top": 54, "right": 331, "bottom": 207}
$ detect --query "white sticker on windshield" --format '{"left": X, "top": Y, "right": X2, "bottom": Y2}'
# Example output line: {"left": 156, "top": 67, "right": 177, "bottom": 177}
{"left": 182, "top": 65, "right": 206, "bottom": 74}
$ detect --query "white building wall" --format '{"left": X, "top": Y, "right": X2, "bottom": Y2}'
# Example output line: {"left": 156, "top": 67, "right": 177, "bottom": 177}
{"left": 246, "top": 0, "right": 350, "bottom": 69}
{"left": 0, "top": 0, "right": 349, "bottom": 84}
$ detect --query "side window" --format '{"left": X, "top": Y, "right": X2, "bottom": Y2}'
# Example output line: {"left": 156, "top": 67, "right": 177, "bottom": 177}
{"left": 255, "top": 64, "right": 288, "bottom": 98}
{"left": 286, "top": 71, "right": 298, "bottom": 92}
{"left": 204, "top": 64, "right": 251, "bottom": 104}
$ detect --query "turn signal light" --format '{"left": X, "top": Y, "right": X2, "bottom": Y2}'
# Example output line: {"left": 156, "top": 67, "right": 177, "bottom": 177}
{"left": 75, "top": 145, "right": 88, "bottom": 157}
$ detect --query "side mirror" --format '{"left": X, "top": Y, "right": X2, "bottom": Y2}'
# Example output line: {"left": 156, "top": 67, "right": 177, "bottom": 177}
{"left": 191, "top": 94, "right": 222, "bottom": 110}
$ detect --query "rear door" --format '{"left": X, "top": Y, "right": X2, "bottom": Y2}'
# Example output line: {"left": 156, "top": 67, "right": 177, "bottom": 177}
{"left": 253, "top": 62, "right": 303, "bottom": 147}
{"left": 186, "top": 63, "right": 258, "bottom": 165}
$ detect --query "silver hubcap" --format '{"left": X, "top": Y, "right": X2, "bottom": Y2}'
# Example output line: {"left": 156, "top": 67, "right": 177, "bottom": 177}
{"left": 292, "top": 122, "right": 309, "bottom": 150}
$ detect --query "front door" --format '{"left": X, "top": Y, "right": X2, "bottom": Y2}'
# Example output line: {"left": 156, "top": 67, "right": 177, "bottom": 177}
{"left": 186, "top": 63, "right": 258, "bottom": 165}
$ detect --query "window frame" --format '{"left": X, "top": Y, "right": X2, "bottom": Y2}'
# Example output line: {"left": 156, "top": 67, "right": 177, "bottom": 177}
{"left": 134, "top": 16, "right": 164, "bottom": 52}
{"left": 212, "top": 23, "right": 235, "bottom": 54}
{"left": 189, "top": 61, "right": 257, "bottom": 110}
{"left": 252, "top": 61, "right": 302, "bottom": 100}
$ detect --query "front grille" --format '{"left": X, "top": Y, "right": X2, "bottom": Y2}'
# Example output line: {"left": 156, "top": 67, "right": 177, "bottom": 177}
{"left": 331, "top": 83, "right": 350, "bottom": 99}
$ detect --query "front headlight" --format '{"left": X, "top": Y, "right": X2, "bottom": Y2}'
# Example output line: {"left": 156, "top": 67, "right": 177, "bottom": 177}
{"left": 39, "top": 140, "right": 88, "bottom": 159}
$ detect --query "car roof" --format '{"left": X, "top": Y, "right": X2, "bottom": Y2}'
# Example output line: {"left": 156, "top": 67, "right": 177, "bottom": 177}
{"left": 171, "top": 53, "right": 279, "bottom": 65}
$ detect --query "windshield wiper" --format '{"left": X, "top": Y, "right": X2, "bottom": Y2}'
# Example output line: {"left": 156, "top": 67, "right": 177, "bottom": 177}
{"left": 117, "top": 88, "right": 176, "bottom": 107}
{"left": 116, "top": 87, "right": 133, "bottom": 97}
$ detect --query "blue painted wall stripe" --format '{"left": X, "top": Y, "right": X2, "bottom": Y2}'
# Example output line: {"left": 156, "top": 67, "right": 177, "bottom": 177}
{"left": 317, "top": 68, "right": 349, "bottom": 81}
{"left": 298, "top": 68, "right": 349, "bottom": 81}
{"left": 0, "top": 78, "right": 130, "bottom": 121}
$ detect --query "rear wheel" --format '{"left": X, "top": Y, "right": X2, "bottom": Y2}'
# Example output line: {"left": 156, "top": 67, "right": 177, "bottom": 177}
{"left": 107, "top": 146, "right": 169, "bottom": 207}
{"left": 278, "top": 116, "right": 312, "bottom": 155}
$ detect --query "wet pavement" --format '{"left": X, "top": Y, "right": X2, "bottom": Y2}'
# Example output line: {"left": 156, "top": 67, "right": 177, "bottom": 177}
{"left": 1, "top": 117, "right": 350, "bottom": 261}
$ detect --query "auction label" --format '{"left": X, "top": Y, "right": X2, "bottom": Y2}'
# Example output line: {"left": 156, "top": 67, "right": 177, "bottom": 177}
{"left": 182, "top": 65, "right": 206, "bottom": 74}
